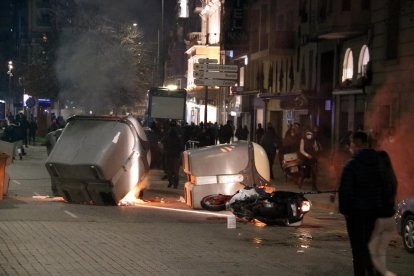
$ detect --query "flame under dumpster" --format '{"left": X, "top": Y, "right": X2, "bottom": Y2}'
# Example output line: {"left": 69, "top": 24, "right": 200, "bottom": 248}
{"left": 45, "top": 115, "right": 151, "bottom": 205}
{"left": 182, "top": 141, "right": 270, "bottom": 209}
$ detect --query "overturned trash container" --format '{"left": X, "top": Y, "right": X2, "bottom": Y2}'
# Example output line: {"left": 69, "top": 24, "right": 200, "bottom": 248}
{"left": 182, "top": 141, "right": 270, "bottom": 209}
{"left": 0, "top": 152, "right": 10, "bottom": 200}
{"left": 45, "top": 115, "right": 151, "bottom": 205}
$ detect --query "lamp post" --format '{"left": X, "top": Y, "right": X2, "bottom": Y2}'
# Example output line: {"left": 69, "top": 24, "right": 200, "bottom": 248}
{"left": 156, "top": 0, "right": 165, "bottom": 87}
{"left": 7, "top": 61, "right": 13, "bottom": 116}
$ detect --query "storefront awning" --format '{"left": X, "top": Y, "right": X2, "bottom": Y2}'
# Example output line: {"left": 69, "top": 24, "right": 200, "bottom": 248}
{"left": 332, "top": 89, "right": 363, "bottom": 95}
{"left": 259, "top": 92, "right": 302, "bottom": 100}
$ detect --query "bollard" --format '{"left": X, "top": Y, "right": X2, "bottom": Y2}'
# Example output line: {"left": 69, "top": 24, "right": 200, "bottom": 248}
{"left": 227, "top": 214, "right": 237, "bottom": 229}
{"left": 0, "top": 152, "right": 9, "bottom": 200}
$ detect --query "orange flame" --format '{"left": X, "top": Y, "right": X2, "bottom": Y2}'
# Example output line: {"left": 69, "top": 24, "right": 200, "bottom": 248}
{"left": 118, "top": 174, "right": 149, "bottom": 206}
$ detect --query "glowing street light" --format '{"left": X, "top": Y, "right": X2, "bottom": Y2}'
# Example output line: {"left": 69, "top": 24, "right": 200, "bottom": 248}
{"left": 7, "top": 61, "right": 13, "bottom": 76}
{"left": 7, "top": 61, "right": 13, "bottom": 114}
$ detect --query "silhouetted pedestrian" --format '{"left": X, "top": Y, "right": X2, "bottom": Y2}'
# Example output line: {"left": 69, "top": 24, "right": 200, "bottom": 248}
{"left": 339, "top": 131, "right": 385, "bottom": 275}
{"left": 260, "top": 125, "right": 278, "bottom": 180}
{"left": 255, "top": 123, "right": 264, "bottom": 143}
{"left": 218, "top": 120, "right": 233, "bottom": 144}
{"left": 161, "top": 127, "right": 184, "bottom": 188}
{"left": 28, "top": 118, "right": 38, "bottom": 145}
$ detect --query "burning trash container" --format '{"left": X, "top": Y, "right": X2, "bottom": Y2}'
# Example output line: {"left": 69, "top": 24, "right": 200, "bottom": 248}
{"left": 45, "top": 115, "right": 151, "bottom": 205}
{"left": 182, "top": 141, "right": 270, "bottom": 209}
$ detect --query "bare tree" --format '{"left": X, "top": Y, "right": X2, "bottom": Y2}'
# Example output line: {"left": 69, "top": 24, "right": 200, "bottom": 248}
{"left": 54, "top": 4, "right": 155, "bottom": 115}
{"left": 18, "top": 1, "right": 155, "bottom": 115}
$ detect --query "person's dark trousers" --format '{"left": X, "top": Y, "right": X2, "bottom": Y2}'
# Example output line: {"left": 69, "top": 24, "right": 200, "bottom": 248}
{"left": 345, "top": 214, "right": 379, "bottom": 276}
{"left": 166, "top": 156, "right": 180, "bottom": 188}
{"left": 266, "top": 152, "right": 275, "bottom": 179}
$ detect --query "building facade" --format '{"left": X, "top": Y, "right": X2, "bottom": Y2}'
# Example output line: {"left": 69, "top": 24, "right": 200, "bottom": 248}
{"left": 201, "top": 0, "right": 414, "bottom": 150}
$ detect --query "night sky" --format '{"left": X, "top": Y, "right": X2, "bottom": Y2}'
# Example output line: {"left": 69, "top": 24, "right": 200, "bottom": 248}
{"left": 73, "top": 0, "right": 177, "bottom": 41}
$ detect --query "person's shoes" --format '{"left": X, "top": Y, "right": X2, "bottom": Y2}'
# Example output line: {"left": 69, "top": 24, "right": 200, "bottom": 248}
{"left": 167, "top": 184, "right": 172, "bottom": 188}
{"left": 161, "top": 175, "right": 168, "bottom": 180}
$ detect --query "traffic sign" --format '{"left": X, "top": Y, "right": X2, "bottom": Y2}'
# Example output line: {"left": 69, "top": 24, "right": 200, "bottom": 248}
{"left": 194, "top": 63, "right": 238, "bottom": 72}
{"left": 198, "top": 58, "right": 218, "bottom": 64}
{"left": 193, "top": 71, "right": 238, "bottom": 80}
{"left": 194, "top": 79, "right": 236, "bottom": 86}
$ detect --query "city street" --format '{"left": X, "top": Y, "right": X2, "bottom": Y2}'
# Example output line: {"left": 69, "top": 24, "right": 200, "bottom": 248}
{"left": 0, "top": 146, "right": 413, "bottom": 275}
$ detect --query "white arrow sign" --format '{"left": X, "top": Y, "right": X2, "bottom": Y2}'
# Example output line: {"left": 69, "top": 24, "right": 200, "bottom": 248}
{"left": 194, "top": 79, "right": 236, "bottom": 87}
{"left": 194, "top": 71, "right": 238, "bottom": 80}
{"left": 194, "top": 63, "right": 238, "bottom": 72}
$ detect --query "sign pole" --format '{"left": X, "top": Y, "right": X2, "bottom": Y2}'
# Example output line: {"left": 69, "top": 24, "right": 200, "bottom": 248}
{"left": 204, "top": 85, "right": 208, "bottom": 124}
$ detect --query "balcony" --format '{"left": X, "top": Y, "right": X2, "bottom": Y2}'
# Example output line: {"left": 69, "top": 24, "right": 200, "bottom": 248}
{"left": 317, "top": 10, "right": 370, "bottom": 39}
{"left": 270, "top": 31, "right": 295, "bottom": 49}
{"left": 186, "top": 32, "right": 204, "bottom": 48}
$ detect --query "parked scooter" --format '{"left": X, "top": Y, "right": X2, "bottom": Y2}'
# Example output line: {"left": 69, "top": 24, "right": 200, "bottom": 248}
{"left": 201, "top": 187, "right": 312, "bottom": 226}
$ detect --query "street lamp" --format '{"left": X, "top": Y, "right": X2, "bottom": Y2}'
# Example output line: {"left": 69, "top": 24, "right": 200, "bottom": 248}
{"left": 7, "top": 61, "right": 13, "bottom": 115}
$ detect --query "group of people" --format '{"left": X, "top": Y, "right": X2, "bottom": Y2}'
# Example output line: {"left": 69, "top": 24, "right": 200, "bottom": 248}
{"left": 149, "top": 119, "right": 249, "bottom": 189}
{"left": 3, "top": 112, "right": 39, "bottom": 146}
{"left": 257, "top": 122, "right": 321, "bottom": 190}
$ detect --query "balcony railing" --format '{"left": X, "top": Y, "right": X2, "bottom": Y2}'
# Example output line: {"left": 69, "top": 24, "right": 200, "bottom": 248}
{"left": 186, "top": 32, "right": 204, "bottom": 47}
{"left": 269, "top": 31, "right": 295, "bottom": 49}
{"left": 317, "top": 10, "right": 370, "bottom": 39}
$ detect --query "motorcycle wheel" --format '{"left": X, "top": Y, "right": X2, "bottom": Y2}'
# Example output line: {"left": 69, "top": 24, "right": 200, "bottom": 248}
{"left": 200, "top": 194, "right": 230, "bottom": 211}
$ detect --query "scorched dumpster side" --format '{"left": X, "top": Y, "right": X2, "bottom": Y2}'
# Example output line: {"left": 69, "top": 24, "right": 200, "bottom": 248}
{"left": 45, "top": 115, "right": 151, "bottom": 205}
{"left": 182, "top": 141, "right": 270, "bottom": 209}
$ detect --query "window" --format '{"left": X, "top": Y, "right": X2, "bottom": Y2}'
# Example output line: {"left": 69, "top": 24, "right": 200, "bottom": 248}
{"left": 278, "top": 15, "right": 285, "bottom": 31}
{"left": 37, "top": 11, "right": 51, "bottom": 27}
{"left": 239, "top": 67, "right": 245, "bottom": 87}
{"left": 386, "top": 0, "right": 400, "bottom": 59}
{"left": 342, "top": 0, "right": 351, "bottom": 11}
{"left": 358, "top": 45, "right": 370, "bottom": 77}
{"left": 361, "top": 0, "right": 370, "bottom": 10}
{"left": 342, "top": 48, "right": 354, "bottom": 82}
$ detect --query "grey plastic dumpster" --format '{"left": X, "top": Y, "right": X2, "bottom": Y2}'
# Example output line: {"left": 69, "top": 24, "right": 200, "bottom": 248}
{"left": 182, "top": 141, "right": 270, "bottom": 209}
{"left": 45, "top": 115, "right": 151, "bottom": 205}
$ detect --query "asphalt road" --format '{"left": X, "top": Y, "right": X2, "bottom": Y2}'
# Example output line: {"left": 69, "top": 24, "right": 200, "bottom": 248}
{"left": 0, "top": 146, "right": 413, "bottom": 275}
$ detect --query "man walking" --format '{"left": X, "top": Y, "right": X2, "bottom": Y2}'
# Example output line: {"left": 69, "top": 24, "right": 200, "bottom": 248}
{"left": 339, "top": 131, "right": 384, "bottom": 275}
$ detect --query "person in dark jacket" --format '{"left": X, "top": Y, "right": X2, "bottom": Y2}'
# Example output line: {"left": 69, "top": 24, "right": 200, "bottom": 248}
{"left": 234, "top": 125, "right": 243, "bottom": 141}
{"left": 368, "top": 150, "right": 398, "bottom": 276}
{"left": 28, "top": 118, "right": 38, "bottom": 145}
{"left": 299, "top": 130, "right": 320, "bottom": 190}
{"left": 339, "top": 131, "right": 385, "bottom": 276}
{"left": 255, "top": 123, "right": 264, "bottom": 143}
{"left": 218, "top": 120, "right": 233, "bottom": 144}
{"left": 260, "top": 125, "right": 278, "bottom": 180}
{"left": 161, "top": 127, "right": 183, "bottom": 188}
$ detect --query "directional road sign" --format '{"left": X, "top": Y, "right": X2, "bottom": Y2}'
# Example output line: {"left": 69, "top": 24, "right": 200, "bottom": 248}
{"left": 198, "top": 58, "right": 218, "bottom": 64}
{"left": 194, "top": 79, "right": 236, "bottom": 86}
{"left": 194, "top": 63, "right": 238, "bottom": 72}
{"left": 193, "top": 71, "right": 238, "bottom": 80}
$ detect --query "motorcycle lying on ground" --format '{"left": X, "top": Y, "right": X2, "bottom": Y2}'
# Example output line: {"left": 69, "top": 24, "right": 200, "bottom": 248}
{"left": 201, "top": 187, "right": 312, "bottom": 226}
